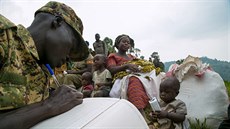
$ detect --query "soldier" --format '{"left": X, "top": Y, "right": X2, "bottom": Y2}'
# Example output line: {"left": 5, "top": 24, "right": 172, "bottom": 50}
{"left": 0, "top": 1, "right": 88, "bottom": 129}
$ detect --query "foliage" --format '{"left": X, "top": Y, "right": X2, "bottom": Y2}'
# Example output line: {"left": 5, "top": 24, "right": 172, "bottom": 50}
{"left": 103, "top": 37, "right": 116, "bottom": 54}
{"left": 201, "top": 57, "right": 230, "bottom": 82}
{"left": 176, "top": 59, "right": 184, "bottom": 65}
{"left": 189, "top": 118, "right": 211, "bottom": 129}
{"left": 224, "top": 81, "right": 230, "bottom": 97}
{"left": 149, "top": 52, "right": 165, "bottom": 72}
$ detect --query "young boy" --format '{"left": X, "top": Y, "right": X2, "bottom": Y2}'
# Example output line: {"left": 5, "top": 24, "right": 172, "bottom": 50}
{"left": 92, "top": 54, "right": 112, "bottom": 97}
{"left": 149, "top": 76, "right": 187, "bottom": 129}
{"left": 81, "top": 72, "right": 94, "bottom": 98}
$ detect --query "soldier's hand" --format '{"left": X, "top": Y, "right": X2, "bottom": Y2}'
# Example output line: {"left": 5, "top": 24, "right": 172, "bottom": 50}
{"left": 44, "top": 85, "right": 83, "bottom": 116}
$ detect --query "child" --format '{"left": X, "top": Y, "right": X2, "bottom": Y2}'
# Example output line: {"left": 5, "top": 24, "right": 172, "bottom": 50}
{"left": 149, "top": 76, "right": 187, "bottom": 129}
{"left": 92, "top": 54, "right": 112, "bottom": 97}
{"left": 81, "top": 72, "right": 94, "bottom": 98}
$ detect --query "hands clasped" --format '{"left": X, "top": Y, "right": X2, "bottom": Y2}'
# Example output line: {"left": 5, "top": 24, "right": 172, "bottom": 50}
{"left": 125, "top": 64, "right": 141, "bottom": 73}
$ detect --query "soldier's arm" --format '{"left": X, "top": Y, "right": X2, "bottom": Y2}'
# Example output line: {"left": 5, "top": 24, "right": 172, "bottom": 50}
{"left": 0, "top": 100, "right": 52, "bottom": 129}
{"left": 0, "top": 85, "right": 83, "bottom": 129}
{"left": 0, "top": 45, "right": 4, "bottom": 68}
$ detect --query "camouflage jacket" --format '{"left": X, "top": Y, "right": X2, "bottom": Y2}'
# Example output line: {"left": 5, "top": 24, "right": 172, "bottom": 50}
{"left": 0, "top": 14, "right": 49, "bottom": 110}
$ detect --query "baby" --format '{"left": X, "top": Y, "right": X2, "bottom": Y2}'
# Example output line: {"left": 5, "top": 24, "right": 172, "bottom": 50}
{"left": 149, "top": 76, "right": 187, "bottom": 129}
{"left": 81, "top": 72, "right": 94, "bottom": 98}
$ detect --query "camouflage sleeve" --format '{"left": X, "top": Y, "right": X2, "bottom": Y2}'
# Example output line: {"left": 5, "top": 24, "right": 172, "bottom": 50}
{"left": 0, "top": 14, "right": 16, "bottom": 68}
{"left": 0, "top": 44, "right": 5, "bottom": 62}
{"left": 0, "top": 30, "right": 6, "bottom": 68}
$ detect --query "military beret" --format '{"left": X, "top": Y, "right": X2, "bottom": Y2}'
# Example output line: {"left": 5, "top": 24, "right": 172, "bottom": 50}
{"left": 35, "top": 1, "right": 88, "bottom": 61}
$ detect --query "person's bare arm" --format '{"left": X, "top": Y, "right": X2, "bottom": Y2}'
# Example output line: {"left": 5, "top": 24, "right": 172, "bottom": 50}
{"left": 108, "top": 64, "right": 140, "bottom": 75}
{"left": 155, "top": 110, "right": 185, "bottom": 123}
{"left": 0, "top": 85, "right": 83, "bottom": 129}
{"left": 96, "top": 78, "right": 113, "bottom": 87}
{"left": 67, "top": 63, "right": 92, "bottom": 75}
{"left": 166, "top": 112, "right": 185, "bottom": 123}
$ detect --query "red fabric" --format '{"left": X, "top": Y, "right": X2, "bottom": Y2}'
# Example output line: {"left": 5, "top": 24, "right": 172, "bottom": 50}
{"left": 127, "top": 76, "right": 149, "bottom": 109}
{"left": 107, "top": 53, "right": 135, "bottom": 68}
{"left": 83, "top": 84, "right": 94, "bottom": 91}
{"left": 107, "top": 53, "right": 149, "bottom": 109}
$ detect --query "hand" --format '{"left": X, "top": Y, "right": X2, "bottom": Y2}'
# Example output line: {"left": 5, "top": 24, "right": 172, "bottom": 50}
{"left": 44, "top": 85, "right": 83, "bottom": 116}
{"left": 66, "top": 70, "right": 75, "bottom": 74}
{"left": 126, "top": 64, "right": 140, "bottom": 73}
{"left": 155, "top": 110, "right": 168, "bottom": 119}
{"left": 95, "top": 83, "right": 103, "bottom": 87}
{"left": 94, "top": 85, "right": 99, "bottom": 90}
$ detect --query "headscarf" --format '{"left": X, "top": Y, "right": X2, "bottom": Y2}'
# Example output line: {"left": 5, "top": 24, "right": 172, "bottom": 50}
{"left": 114, "top": 34, "right": 135, "bottom": 49}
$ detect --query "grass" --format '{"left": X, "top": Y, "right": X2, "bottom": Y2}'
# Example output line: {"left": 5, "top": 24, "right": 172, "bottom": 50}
{"left": 224, "top": 81, "right": 230, "bottom": 97}
{"left": 189, "top": 118, "right": 211, "bottom": 129}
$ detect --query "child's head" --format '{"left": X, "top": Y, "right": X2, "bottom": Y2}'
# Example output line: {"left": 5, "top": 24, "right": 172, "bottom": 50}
{"left": 81, "top": 72, "right": 93, "bottom": 86}
{"left": 93, "top": 54, "right": 106, "bottom": 70}
{"left": 159, "top": 76, "right": 180, "bottom": 103}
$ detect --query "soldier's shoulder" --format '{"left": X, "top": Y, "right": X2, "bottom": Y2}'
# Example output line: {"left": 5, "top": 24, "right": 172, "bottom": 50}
{"left": 0, "top": 14, "right": 16, "bottom": 30}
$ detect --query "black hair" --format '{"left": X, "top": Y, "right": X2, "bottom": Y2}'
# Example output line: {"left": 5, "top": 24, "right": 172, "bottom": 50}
{"left": 114, "top": 34, "right": 135, "bottom": 49}
{"left": 82, "top": 72, "right": 93, "bottom": 81}
{"left": 94, "top": 54, "right": 106, "bottom": 62}
{"left": 161, "top": 76, "right": 180, "bottom": 92}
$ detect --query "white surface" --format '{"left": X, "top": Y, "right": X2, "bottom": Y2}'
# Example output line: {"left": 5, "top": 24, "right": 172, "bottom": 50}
{"left": 32, "top": 98, "right": 148, "bottom": 129}
{"left": 176, "top": 70, "right": 229, "bottom": 129}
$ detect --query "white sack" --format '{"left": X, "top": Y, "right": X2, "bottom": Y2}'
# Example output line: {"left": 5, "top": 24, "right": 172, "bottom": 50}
{"left": 170, "top": 56, "right": 229, "bottom": 129}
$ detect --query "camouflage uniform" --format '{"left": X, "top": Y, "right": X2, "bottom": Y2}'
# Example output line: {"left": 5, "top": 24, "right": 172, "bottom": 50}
{"left": 0, "top": 15, "right": 49, "bottom": 110}
{"left": 64, "top": 53, "right": 93, "bottom": 89}
{"left": 0, "top": 1, "right": 88, "bottom": 110}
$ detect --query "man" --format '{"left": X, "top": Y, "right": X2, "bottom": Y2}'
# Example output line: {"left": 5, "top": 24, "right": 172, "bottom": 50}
{"left": 0, "top": 1, "right": 89, "bottom": 129}
{"left": 93, "top": 33, "right": 108, "bottom": 56}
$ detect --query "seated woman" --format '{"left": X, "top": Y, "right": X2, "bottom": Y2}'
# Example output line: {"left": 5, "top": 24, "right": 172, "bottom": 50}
{"left": 107, "top": 34, "right": 159, "bottom": 120}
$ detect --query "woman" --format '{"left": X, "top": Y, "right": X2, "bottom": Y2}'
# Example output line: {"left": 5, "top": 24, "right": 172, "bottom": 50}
{"left": 107, "top": 34, "right": 158, "bottom": 120}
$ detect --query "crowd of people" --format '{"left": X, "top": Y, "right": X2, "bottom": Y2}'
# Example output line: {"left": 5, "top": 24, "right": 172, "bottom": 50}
{"left": 46, "top": 32, "right": 188, "bottom": 128}
{"left": 0, "top": 1, "right": 228, "bottom": 129}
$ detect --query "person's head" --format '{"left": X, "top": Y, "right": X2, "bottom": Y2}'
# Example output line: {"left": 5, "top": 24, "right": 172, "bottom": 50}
{"left": 93, "top": 54, "right": 106, "bottom": 70}
{"left": 114, "top": 34, "right": 131, "bottom": 52}
{"left": 95, "top": 33, "right": 100, "bottom": 41}
{"left": 29, "top": 1, "right": 89, "bottom": 68}
{"left": 82, "top": 72, "right": 93, "bottom": 86}
{"left": 159, "top": 76, "right": 180, "bottom": 103}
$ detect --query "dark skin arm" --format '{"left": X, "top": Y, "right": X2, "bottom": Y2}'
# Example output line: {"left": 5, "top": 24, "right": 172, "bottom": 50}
{"left": 108, "top": 63, "right": 140, "bottom": 75}
{"left": 96, "top": 78, "right": 113, "bottom": 87}
{"left": 82, "top": 90, "right": 92, "bottom": 98}
{"left": 67, "top": 64, "right": 92, "bottom": 75}
{"left": 94, "top": 78, "right": 113, "bottom": 90}
{"left": 151, "top": 110, "right": 186, "bottom": 123}
{"left": 0, "top": 85, "right": 83, "bottom": 129}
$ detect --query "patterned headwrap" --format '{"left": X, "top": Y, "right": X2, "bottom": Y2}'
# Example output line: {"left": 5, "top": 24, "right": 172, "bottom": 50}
{"left": 114, "top": 34, "right": 130, "bottom": 49}
{"left": 114, "top": 34, "right": 135, "bottom": 49}
{"left": 35, "top": 1, "right": 88, "bottom": 61}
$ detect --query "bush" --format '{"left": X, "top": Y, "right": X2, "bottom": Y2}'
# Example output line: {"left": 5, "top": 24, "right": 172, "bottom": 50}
{"left": 224, "top": 81, "right": 230, "bottom": 98}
